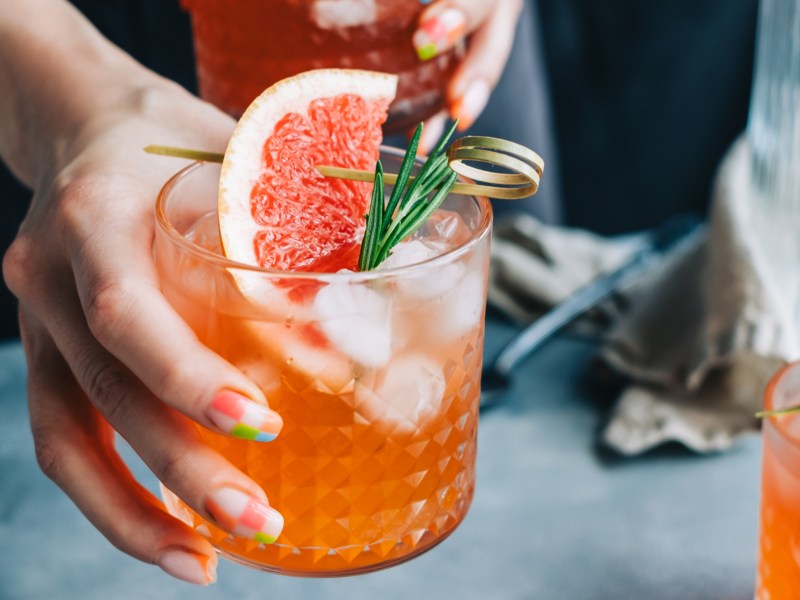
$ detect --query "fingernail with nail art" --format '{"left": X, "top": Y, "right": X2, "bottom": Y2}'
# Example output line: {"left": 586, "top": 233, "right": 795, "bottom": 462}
{"left": 413, "top": 7, "right": 466, "bottom": 60}
{"left": 207, "top": 390, "right": 282, "bottom": 442}
{"left": 206, "top": 487, "right": 284, "bottom": 544}
{"left": 419, "top": 113, "right": 447, "bottom": 154}
{"left": 452, "top": 79, "right": 490, "bottom": 131}
{"left": 156, "top": 547, "right": 218, "bottom": 585}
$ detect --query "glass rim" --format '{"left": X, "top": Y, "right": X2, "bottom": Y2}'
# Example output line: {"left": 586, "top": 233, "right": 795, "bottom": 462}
{"left": 763, "top": 360, "right": 800, "bottom": 446}
{"left": 154, "top": 146, "right": 493, "bottom": 282}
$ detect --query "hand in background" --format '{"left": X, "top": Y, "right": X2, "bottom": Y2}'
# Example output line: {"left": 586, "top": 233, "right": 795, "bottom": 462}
{"left": 414, "top": 0, "right": 524, "bottom": 151}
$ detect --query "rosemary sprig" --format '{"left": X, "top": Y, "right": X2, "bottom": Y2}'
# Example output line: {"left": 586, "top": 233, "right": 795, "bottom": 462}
{"left": 357, "top": 121, "right": 459, "bottom": 271}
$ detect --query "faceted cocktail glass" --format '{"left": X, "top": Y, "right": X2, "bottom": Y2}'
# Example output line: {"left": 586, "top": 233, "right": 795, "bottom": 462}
{"left": 153, "top": 150, "right": 491, "bottom": 576}
{"left": 756, "top": 362, "right": 800, "bottom": 598}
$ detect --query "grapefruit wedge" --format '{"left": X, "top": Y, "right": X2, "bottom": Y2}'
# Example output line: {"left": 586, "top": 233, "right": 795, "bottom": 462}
{"left": 218, "top": 68, "right": 398, "bottom": 273}
{"left": 217, "top": 69, "right": 398, "bottom": 389}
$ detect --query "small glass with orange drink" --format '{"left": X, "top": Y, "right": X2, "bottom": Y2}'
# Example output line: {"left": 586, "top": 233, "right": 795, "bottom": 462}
{"left": 756, "top": 362, "right": 800, "bottom": 598}
{"left": 154, "top": 150, "right": 491, "bottom": 576}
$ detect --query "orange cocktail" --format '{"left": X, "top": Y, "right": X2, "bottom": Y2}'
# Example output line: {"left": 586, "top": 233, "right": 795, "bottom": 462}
{"left": 756, "top": 362, "right": 800, "bottom": 597}
{"left": 182, "top": 0, "right": 461, "bottom": 131}
{"left": 154, "top": 154, "right": 491, "bottom": 576}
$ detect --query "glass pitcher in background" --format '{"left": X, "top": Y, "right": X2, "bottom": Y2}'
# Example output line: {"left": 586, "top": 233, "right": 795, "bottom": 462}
{"left": 748, "top": 0, "right": 800, "bottom": 343}
{"left": 751, "top": 4, "right": 800, "bottom": 598}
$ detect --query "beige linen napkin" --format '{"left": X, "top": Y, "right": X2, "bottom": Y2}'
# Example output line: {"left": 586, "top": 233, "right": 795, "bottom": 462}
{"left": 489, "top": 138, "right": 786, "bottom": 454}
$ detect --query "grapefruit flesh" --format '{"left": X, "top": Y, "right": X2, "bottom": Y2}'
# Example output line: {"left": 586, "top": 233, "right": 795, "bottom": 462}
{"left": 218, "top": 69, "right": 398, "bottom": 273}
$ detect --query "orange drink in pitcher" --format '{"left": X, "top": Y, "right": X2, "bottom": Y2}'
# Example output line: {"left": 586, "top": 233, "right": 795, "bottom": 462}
{"left": 182, "top": 0, "right": 462, "bottom": 131}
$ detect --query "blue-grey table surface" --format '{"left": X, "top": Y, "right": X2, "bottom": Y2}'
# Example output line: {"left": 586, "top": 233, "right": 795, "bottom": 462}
{"left": 0, "top": 317, "right": 762, "bottom": 600}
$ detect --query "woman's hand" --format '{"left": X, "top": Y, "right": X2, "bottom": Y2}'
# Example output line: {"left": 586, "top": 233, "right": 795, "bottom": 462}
{"left": 1, "top": 2, "right": 286, "bottom": 585}
{"left": 4, "top": 81, "right": 289, "bottom": 586}
{"left": 413, "top": 0, "right": 524, "bottom": 151}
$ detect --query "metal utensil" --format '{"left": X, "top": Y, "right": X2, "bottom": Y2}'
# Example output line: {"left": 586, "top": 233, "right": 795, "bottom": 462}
{"left": 479, "top": 214, "right": 705, "bottom": 411}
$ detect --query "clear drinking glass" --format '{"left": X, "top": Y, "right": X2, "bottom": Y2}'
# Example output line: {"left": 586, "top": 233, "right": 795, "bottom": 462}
{"left": 756, "top": 363, "right": 800, "bottom": 598}
{"left": 153, "top": 150, "right": 492, "bottom": 576}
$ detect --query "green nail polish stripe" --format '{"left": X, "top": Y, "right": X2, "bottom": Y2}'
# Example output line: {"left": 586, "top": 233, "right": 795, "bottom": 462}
{"left": 231, "top": 423, "right": 260, "bottom": 440}
{"left": 418, "top": 43, "right": 437, "bottom": 60}
{"left": 254, "top": 532, "right": 277, "bottom": 544}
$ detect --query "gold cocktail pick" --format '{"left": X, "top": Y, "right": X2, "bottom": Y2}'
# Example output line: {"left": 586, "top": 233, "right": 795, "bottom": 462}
{"left": 144, "top": 137, "right": 544, "bottom": 200}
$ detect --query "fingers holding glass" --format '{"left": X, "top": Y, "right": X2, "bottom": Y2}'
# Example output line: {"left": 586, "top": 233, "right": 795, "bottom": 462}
{"left": 449, "top": 0, "right": 522, "bottom": 131}
{"left": 21, "top": 311, "right": 218, "bottom": 586}
{"left": 4, "top": 182, "right": 287, "bottom": 566}
{"left": 414, "top": 0, "right": 523, "bottom": 131}
{"left": 21, "top": 292, "right": 286, "bottom": 560}
{"left": 12, "top": 173, "right": 283, "bottom": 443}
{"left": 413, "top": 1, "right": 469, "bottom": 61}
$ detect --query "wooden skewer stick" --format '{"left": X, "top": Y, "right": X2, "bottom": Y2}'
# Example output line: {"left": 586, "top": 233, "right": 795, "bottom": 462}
{"left": 314, "top": 165, "right": 492, "bottom": 198}
{"left": 145, "top": 146, "right": 226, "bottom": 163}
{"left": 144, "top": 140, "right": 543, "bottom": 200}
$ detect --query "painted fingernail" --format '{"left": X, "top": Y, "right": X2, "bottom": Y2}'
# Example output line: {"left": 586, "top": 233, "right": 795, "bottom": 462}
{"left": 156, "top": 547, "right": 217, "bottom": 586}
{"left": 418, "top": 113, "right": 448, "bottom": 155}
{"left": 413, "top": 7, "right": 466, "bottom": 60}
{"left": 207, "top": 390, "right": 282, "bottom": 442}
{"left": 452, "top": 79, "right": 490, "bottom": 131}
{"left": 206, "top": 487, "right": 284, "bottom": 544}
